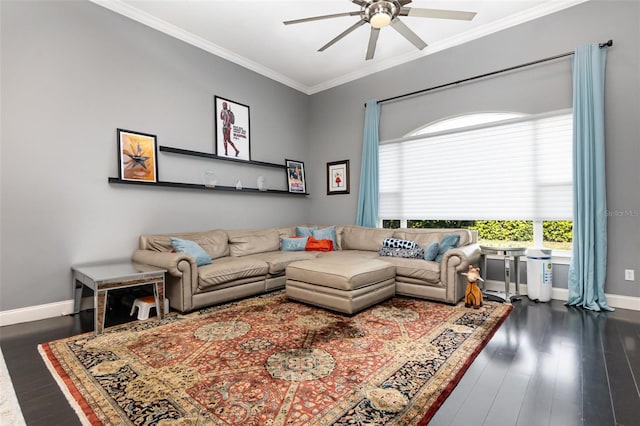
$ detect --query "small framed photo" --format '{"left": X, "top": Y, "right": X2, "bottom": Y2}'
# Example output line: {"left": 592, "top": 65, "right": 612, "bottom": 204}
{"left": 286, "top": 159, "right": 306, "bottom": 193}
{"left": 327, "top": 160, "right": 350, "bottom": 195}
{"left": 117, "top": 129, "right": 158, "bottom": 182}
{"left": 214, "top": 96, "right": 251, "bottom": 161}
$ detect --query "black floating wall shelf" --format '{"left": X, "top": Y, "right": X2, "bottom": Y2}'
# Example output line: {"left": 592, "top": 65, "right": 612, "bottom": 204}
{"left": 108, "top": 178, "right": 308, "bottom": 196}
{"left": 109, "top": 145, "right": 307, "bottom": 196}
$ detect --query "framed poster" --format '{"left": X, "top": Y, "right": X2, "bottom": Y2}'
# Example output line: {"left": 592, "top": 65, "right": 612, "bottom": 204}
{"left": 327, "top": 160, "right": 350, "bottom": 195}
{"left": 286, "top": 159, "right": 306, "bottom": 193}
{"left": 117, "top": 129, "right": 158, "bottom": 182}
{"left": 214, "top": 96, "right": 251, "bottom": 161}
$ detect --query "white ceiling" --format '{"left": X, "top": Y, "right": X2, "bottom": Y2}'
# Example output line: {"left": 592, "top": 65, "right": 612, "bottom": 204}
{"left": 92, "top": 0, "right": 587, "bottom": 94}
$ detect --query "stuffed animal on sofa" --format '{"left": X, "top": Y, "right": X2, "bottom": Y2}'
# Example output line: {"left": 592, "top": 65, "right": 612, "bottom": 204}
{"left": 462, "top": 265, "right": 484, "bottom": 309}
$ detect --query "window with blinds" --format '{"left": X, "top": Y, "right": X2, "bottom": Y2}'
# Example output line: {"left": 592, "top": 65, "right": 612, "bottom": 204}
{"left": 379, "top": 110, "right": 573, "bottom": 222}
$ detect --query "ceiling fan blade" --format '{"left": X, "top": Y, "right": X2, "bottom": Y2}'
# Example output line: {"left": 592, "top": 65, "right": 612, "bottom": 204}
{"left": 398, "top": 0, "right": 413, "bottom": 5}
{"left": 352, "top": 0, "right": 368, "bottom": 6}
{"left": 365, "top": 28, "right": 380, "bottom": 60}
{"left": 319, "top": 19, "right": 367, "bottom": 52}
{"left": 284, "top": 11, "right": 361, "bottom": 25}
{"left": 390, "top": 18, "right": 427, "bottom": 50}
{"left": 400, "top": 7, "right": 477, "bottom": 21}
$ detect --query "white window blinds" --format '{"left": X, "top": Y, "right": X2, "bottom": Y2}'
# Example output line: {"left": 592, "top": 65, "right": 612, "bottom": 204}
{"left": 379, "top": 110, "right": 573, "bottom": 221}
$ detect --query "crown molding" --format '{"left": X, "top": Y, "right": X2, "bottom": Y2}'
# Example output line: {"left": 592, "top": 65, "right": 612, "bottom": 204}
{"left": 88, "top": 0, "right": 310, "bottom": 94}
{"left": 90, "top": 0, "right": 589, "bottom": 96}
{"left": 306, "top": 0, "right": 590, "bottom": 94}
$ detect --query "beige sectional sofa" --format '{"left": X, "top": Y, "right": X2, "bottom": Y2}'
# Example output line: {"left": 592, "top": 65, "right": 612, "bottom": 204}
{"left": 132, "top": 225, "right": 480, "bottom": 313}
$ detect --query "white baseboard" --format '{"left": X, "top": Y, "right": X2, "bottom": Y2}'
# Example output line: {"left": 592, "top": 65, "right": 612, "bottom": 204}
{"left": 1, "top": 285, "right": 638, "bottom": 327}
{"left": 0, "top": 297, "right": 94, "bottom": 327}
{"left": 484, "top": 280, "right": 639, "bottom": 311}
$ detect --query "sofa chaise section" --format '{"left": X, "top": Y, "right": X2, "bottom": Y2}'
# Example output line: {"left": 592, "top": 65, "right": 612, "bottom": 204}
{"left": 388, "top": 228, "right": 481, "bottom": 304}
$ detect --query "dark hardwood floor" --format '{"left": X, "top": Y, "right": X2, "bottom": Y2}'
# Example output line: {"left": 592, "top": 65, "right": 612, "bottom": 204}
{"left": 1, "top": 297, "right": 638, "bottom": 425}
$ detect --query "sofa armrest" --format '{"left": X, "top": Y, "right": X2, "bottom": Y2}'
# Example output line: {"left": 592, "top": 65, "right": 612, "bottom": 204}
{"left": 440, "top": 243, "right": 481, "bottom": 303}
{"left": 132, "top": 250, "right": 199, "bottom": 312}
{"left": 132, "top": 250, "right": 195, "bottom": 276}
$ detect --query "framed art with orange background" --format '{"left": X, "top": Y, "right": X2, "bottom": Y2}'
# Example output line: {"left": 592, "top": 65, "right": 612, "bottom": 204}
{"left": 117, "top": 129, "right": 158, "bottom": 183}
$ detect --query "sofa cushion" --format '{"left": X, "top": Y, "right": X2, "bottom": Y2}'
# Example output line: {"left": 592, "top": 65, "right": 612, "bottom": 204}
{"left": 393, "top": 229, "right": 473, "bottom": 247}
{"left": 341, "top": 226, "right": 395, "bottom": 251}
{"left": 246, "top": 251, "right": 318, "bottom": 275}
{"left": 317, "top": 250, "right": 380, "bottom": 260}
{"left": 198, "top": 257, "right": 269, "bottom": 289}
{"left": 286, "top": 258, "right": 395, "bottom": 291}
{"left": 170, "top": 237, "right": 212, "bottom": 266}
{"left": 377, "top": 257, "right": 441, "bottom": 283}
{"left": 281, "top": 236, "right": 308, "bottom": 251}
{"left": 229, "top": 229, "right": 280, "bottom": 257}
{"left": 276, "top": 226, "right": 297, "bottom": 239}
{"left": 141, "top": 230, "right": 230, "bottom": 259}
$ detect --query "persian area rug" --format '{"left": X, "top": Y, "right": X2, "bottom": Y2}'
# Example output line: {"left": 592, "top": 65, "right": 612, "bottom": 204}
{"left": 39, "top": 292, "right": 511, "bottom": 425}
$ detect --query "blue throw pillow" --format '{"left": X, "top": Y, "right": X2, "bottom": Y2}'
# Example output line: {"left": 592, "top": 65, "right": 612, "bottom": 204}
{"left": 423, "top": 242, "right": 440, "bottom": 261}
{"left": 281, "top": 236, "right": 309, "bottom": 252}
{"left": 435, "top": 234, "right": 460, "bottom": 262}
{"left": 170, "top": 237, "right": 212, "bottom": 266}
{"left": 295, "top": 226, "right": 317, "bottom": 237}
{"left": 312, "top": 226, "right": 337, "bottom": 251}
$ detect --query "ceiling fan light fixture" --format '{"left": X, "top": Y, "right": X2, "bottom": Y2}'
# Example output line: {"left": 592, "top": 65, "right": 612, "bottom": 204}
{"left": 366, "top": 1, "right": 397, "bottom": 29}
{"left": 370, "top": 11, "right": 391, "bottom": 28}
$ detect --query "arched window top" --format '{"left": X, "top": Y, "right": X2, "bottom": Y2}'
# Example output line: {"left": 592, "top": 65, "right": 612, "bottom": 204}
{"left": 408, "top": 112, "right": 527, "bottom": 137}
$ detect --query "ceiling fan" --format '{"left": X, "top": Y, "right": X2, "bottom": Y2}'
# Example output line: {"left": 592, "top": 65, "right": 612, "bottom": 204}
{"left": 284, "top": 0, "right": 476, "bottom": 60}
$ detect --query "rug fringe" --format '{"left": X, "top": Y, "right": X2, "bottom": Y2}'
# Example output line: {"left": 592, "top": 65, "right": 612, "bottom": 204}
{"left": 37, "top": 344, "right": 93, "bottom": 426}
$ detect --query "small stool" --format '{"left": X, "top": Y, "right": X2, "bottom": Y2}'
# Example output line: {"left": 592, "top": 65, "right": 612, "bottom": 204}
{"left": 130, "top": 295, "right": 169, "bottom": 320}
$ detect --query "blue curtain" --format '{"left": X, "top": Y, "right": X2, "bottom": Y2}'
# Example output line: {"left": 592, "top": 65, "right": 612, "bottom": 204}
{"left": 567, "top": 44, "right": 613, "bottom": 311}
{"left": 356, "top": 100, "right": 380, "bottom": 227}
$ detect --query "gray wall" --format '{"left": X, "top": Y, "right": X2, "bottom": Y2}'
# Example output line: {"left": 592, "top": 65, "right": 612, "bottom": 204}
{"left": 0, "top": 1, "right": 311, "bottom": 310}
{"left": 1, "top": 1, "right": 638, "bottom": 312}
{"left": 308, "top": 0, "right": 639, "bottom": 298}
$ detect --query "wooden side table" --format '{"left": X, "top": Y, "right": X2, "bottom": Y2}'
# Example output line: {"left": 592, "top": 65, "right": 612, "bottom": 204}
{"left": 71, "top": 261, "right": 166, "bottom": 334}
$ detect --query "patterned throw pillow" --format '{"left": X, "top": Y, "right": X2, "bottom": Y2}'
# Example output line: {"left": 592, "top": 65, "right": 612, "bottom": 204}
{"left": 378, "top": 246, "right": 425, "bottom": 259}
{"left": 382, "top": 238, "right": 418, "bottom": 250}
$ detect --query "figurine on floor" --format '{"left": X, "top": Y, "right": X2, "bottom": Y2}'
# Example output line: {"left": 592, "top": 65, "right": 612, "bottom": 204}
{"left": 463, "top": 265, "right": 484, "bottom": 309}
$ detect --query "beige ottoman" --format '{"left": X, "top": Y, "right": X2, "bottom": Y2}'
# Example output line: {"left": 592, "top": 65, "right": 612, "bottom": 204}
{"left": 285, "top": 257, "right": 396, "bottom": 314}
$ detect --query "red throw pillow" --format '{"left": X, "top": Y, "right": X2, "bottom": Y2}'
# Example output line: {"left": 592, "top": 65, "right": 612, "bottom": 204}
{"left": 305, "top": 236, "right": 334, "bottom": 252}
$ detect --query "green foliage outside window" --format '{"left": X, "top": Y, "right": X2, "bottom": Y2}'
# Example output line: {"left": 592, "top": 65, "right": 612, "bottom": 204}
{"left": 543, "top": 221, "right": 573, "bottom": 243}
{"left": 469, "top": 220, "right": 533, "bottom": 242}
{"left": 382, "top": 220, "right": 401, "bottom": 229}
{"left": 407, "top": 220, "right": 476, "bottom": 229}
{"left": 383, "top": 219, "right": 572, "bottom": 244}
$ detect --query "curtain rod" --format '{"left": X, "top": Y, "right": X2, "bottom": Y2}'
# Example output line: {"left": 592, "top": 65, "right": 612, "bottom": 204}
{"left": 369, "top": 39, "right": 613, "bottom": 106}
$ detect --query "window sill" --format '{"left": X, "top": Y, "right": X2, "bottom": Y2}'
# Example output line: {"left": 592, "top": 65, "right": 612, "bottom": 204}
{"left": 483, "top": 250, "right": 571, "bottom": 265}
